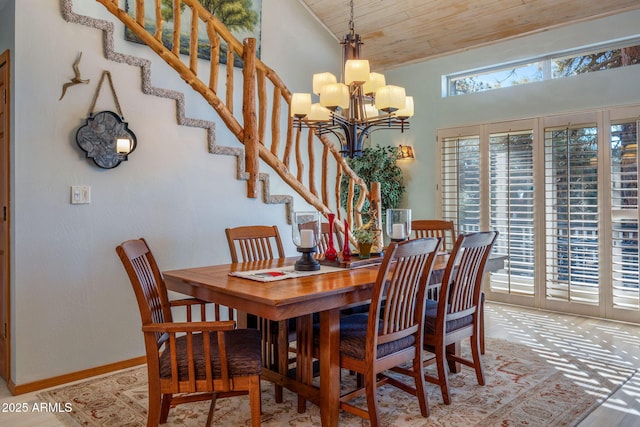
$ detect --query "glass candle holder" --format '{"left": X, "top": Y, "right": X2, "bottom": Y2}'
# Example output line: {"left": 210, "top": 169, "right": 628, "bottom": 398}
{"left": 386, "top": 208, "right": 412, "bottom": 242}
{"left": 292, "top": 211, "right": 321, "bottom": 271}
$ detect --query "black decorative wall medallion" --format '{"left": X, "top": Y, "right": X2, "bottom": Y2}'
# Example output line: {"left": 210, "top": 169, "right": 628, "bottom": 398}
{"left": 76, "top": 111, "right": 137, "bottom": 169}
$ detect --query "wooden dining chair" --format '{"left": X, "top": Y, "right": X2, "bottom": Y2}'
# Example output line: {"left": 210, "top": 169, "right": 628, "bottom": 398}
{"left": 412, "top": 219, "right": 488, "bottom": 354}
{"left": 316, "top": 237, "right": 441, "bottom": 426}
{"left": 116, "top": 238, "right": 262, "bottom": 427}
{"left": 411, "top": 219, "right": 457, "bottom": 252}
{"left": 225, "top": 225, "right": 285, "bottom": 263}
{"left": 224, "top": 225, "right": 292, "bottom": 403}
{"left": 422, "top": 231, "right": 498, "bottom": 405}
{"left": 411, "top": 219, "right": 457, "bottom": 308}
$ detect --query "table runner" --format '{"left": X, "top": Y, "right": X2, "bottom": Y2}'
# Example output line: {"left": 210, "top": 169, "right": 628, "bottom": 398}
{"left": 229, "top": 265, "right": 346, "bottom": 282}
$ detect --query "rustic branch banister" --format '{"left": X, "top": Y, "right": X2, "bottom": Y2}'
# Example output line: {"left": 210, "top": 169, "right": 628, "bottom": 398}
{"left": 242, "top": 38, "right": 259, "bottom": 198}
{"left": 96, "top": 0, "right": 370, "bottom": 242}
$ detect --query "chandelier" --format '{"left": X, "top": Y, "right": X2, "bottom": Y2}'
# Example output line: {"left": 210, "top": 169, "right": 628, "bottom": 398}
{"left": 291, "top": 0, "right": 413, "bottom": 158}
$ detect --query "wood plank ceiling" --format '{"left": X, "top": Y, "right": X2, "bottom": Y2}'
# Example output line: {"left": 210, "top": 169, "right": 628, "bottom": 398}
{"left": 299, "top": 0, "right": 640, "bottom": 70}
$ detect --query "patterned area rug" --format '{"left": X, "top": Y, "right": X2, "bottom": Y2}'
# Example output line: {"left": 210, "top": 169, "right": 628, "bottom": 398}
{"left": 38, "top": 338, "right": 635, "bottom": 426}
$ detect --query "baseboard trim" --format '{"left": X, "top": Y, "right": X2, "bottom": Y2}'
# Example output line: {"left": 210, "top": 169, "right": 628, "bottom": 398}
{"left": 8, "top": 356, "right": 146, "bottom": 395}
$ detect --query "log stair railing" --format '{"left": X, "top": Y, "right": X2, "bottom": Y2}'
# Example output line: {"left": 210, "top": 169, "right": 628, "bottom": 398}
{"left": 94, "top": 0, "right": 376, "bottom": 240}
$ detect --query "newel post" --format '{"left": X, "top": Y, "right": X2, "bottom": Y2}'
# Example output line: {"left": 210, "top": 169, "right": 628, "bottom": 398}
{"left": 242, "top": 38, "right": 259, "bottom": 198}
{"left": 370, "top": 182, "right": 384, "bottom": 252}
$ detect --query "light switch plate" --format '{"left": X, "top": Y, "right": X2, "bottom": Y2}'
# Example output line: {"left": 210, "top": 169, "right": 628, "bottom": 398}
{"left": 71, "top": 185, "right": 91, "bottom": 204}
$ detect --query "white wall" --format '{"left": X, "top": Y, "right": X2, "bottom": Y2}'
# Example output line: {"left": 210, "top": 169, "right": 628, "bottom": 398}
{"left": 384, "top": 10, "right": 640, "bottom": 220}
{"left": 9, "top": 0, "right": 336, "bottom": 385}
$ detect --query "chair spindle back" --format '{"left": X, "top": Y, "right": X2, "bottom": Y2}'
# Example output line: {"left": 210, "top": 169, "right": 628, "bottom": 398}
{"left": 440, "top": 231, "right": 498, "bottom": 321}
{"left": 411, "top": 220, "right": 457, "bottom": 252}
{"left": 225, "top": 225, "right": 285, "bottom": 262}
{"left": 371, "top": 237, "right": 442, "bottom": 346}
{"left": 116, "top": 238, "right": 172, "bottom": 346}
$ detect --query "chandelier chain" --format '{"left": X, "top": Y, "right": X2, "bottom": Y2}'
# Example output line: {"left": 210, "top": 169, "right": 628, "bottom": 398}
{"left": 349, "top": 0, "right": 355, "bottom": 35}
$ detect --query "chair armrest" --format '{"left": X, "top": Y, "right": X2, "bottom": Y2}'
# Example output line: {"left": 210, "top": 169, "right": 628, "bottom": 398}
{"left": 169, "top": 298, "right": 208, "bottom": 308}
{"left": 169, "top": 298, "right": 235, "bottom": 322}
{"left": 142, "top": 320, "right": 236, "bottom": 334}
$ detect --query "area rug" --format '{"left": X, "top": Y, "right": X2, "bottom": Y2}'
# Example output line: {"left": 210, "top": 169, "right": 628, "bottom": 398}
{"left": 38, "top": 338, "right": 636, "bottom": 426}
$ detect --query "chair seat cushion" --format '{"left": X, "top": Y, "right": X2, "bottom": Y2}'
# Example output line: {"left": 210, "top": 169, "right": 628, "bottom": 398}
{"left": 159, "top": 328, "right": 262, "bottom": 380}
{"left": 314, "top": 313, "right": 416, "bottom": 361}
{"left": 423, "top": 299, "right": 473, "bottom": 335}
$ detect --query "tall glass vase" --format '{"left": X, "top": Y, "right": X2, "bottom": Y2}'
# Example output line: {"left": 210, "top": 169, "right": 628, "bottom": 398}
{"left": 325, "top": 213, "right": 338, "bottom": 261}
{"left": 342, "top": 220, "right": 352, "bottom": 261}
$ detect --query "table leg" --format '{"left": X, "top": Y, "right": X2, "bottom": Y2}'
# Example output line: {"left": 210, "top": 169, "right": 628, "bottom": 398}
{"left": 236, "top": 310, "right": 248, "bottom": 328}
{"left": 319, "top": 308, "right": 341, "bottom": 427}
{"left": 296, "top": 314, "right": 314, "bottom": 413}
{"left": 275, "top": 319, "right": 289, "bottom": 403}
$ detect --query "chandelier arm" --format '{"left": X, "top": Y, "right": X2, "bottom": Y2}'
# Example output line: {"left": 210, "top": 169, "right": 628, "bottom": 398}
{"left": 293, "top": 115, "right": 410, "bottom": 157}
{"left": 366, "top": 123, "right": 410, "bottom": 134}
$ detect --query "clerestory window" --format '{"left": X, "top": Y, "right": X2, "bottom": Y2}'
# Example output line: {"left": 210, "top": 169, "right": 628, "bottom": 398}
{"left": 446, "top": 39, "right": 640, "bottom": 96}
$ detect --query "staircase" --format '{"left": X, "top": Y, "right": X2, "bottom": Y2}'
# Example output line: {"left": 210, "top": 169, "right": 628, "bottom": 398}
{"left": 62, "top": 0, "right": 374, "bottom": 238}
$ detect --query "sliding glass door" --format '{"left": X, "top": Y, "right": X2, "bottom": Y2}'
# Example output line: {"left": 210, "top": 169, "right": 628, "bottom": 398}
{"left": 489, "top": 130, "right": 535, "bottom": 297}
{"left": 440, "top": 131, "right": 481, "bottom": 234}
{"left": 609, "top": 110, "right": 639, "bottom": 322}
{"left": 544, "top": 121, "right": 599, "bottom": 306}
{"left": 437, "top": 106, "right": 640, "bottom": 322}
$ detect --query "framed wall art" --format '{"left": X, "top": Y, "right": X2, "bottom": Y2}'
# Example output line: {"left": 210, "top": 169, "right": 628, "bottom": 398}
{"left": 125, "top": 0, "right": 262, "bottom": 68}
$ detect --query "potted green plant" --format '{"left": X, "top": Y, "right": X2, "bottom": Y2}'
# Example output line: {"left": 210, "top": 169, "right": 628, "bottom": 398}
{"left": 353, "top": 226, "right": 375, "bottom": 259}
{"left": 340, "top": 145, "right": 406, "bottom": 224}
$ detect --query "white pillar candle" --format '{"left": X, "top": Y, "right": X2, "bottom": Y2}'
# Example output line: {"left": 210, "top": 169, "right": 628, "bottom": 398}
{"left": 392, "top": 223, "right": 405, "bottom": 239}
{"left": 300, "top": 229, "right": 314, "bottom": 248}
{"left": 116, "top": 138, "right": 131, "bottom": 154}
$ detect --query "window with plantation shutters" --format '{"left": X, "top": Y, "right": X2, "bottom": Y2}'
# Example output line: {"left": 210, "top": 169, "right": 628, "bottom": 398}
{"left": 544, "top": 124, "right": 600, "bottom": 304}
{"left": 610, "top": 120, "right": 639, "bottom": 310}
{"left": 489, "top": 131, "right": 535, "bottom": 295}
{"left": 440, "top": 135, "right": 481, "bottom": 234}
{"left": 439, "top": 107, "right": 640, "bottom": 322}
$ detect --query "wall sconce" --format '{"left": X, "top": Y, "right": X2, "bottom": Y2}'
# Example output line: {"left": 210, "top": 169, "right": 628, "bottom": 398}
{"left": 76, "top": 71, "right": 136, "bottom": 169}
{"left": 76, "top": 111, "right": 137, "bottom": 169}
{"left": 397, "top": 144, "right": 415, "bottom": 160}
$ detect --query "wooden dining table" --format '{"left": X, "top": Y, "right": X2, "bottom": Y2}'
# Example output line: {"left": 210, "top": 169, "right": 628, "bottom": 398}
{"left": 163, "top": 253, "right": 505, "bottom": 427}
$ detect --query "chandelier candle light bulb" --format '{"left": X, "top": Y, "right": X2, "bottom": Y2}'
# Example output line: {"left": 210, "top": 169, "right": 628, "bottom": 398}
{"left": 395, "top": 96, "right": 414, "bottom": 119}
{"left": 363, "top": 72, "right": 386, "bottom": 95}
{"left": 374, "top": 85, "right": 406, "bottom": 113}
{"left": 364, "top": 104, "right": 379, "bottom": 118}
{"left": 309, "top": 104, "right": 332, "bottom": 121}
{"left": 320, "top": 83, "right": 350, "bottom": 110}
{"left": 291, "top": 93, "right": 312, "bottom": 118}
{"left": 345, "top": 59, "right": 370, "bottom": 85}
{"left": 313, "top": 72, "right": 337, "bottom": 95}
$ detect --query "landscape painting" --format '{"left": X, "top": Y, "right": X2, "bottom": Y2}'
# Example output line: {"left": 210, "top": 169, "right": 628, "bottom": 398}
{"left": 125, "top": 0, "right": 262, "bottom": 68}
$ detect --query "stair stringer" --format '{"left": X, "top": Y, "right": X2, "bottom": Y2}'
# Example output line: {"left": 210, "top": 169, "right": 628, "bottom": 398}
{"left": 60, "top": 0, "right": 294, "bottom": 222}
